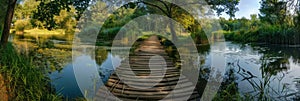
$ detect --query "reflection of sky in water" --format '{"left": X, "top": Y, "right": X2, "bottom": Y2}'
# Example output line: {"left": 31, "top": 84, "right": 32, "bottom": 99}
{"left": 205, "top": 42, "right": 300, "bottom": 99}
{"left": 98, "top": 53, "right": 122, "bottom": 83}
{"left": 49, "top": 52, "right": 121, "bottom": 99}
{"left": 50, "top": 42, "right": 300, "bottom": 99}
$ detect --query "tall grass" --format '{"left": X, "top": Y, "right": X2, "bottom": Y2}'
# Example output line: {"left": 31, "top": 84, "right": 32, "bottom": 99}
{"left": 0, "top": 43, "right": 62, "bottom": 100}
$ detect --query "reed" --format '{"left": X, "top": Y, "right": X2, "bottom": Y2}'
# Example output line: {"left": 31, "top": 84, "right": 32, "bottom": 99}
{"left": 0, "top": 43, "right": 62, "bottom": 100}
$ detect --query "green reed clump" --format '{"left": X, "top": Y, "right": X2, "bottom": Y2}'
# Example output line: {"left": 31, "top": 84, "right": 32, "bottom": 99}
{"left": 0, "top": 43, "right": 62, "bottom": 100}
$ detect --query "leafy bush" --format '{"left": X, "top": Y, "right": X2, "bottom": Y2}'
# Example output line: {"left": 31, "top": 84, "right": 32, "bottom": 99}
{"left": 14, "top": 20, "right": 32, "bottom": 33}
{"left": 222, "top": 22, "right": 300, "bottom": 45}
{"left": 37, "top": 38, "right": 55, "bottom": 48}
{"left": 191, "top": 31, "right": 208, "bottom": 44}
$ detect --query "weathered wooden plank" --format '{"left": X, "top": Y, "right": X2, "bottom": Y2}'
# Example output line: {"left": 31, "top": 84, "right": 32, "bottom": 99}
{"left": 102, "top": 35, "right": 200, "bottom": 100}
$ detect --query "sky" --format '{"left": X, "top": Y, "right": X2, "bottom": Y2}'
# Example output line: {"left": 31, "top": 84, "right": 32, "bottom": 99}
{"left": 220, "top": 0, "right": 261, "bottom": 19}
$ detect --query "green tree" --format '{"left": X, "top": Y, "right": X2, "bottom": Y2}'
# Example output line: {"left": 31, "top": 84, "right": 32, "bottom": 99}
{"left": 250, "top": 14, "right": 260, "bottom": 29}
{"left": 259, "top": 0, "right": 287, "bottom": 25}
{"left": 13, "top": 0, "right": 42, "bottom": 28}
{"left": 33, "top": 0, "right": 92, "bottom": 30}
{"left": 0, "top": 0, "right": 93, "bottom": 46}
{"left": 1, "top": 0, "right": 240, "bottom": 46}
{"left": 141, "top": 0, "right": 240, "bottom": 41}
{"left": 54, "top": 8, "right": 77, "bottom": 32}
{"left": 78, "top": 1, "right": 110, "bottom": 28}
{"left": 102, "top": 0, "right": 240, "bottom": 41}
{"left": 14, "top": 19, "right": 31, "bottom": 35}
{"left": 14, "top": 0, "right": 40, "bottom": 20}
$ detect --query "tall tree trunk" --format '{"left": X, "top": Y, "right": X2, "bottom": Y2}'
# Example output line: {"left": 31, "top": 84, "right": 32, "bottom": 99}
{"left": 1, "top": 0, "right": 17, "bottom": 46}
{"left": 169, "top": 18, "right": 177, "bottom": 41}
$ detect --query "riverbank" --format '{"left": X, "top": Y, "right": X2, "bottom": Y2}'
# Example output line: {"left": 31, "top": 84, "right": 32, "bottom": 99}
{"left": 224, "top": 40, "right": 300, "bottom": 48}
{"left": 0, "top": 43, "right": 63, "bottom": 100}
{"left": 251, "top": 42, "right": 300, "bottom": 48}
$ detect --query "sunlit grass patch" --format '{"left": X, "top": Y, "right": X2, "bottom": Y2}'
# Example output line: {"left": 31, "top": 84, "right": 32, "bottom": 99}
{"left": 24, "top": 29, "right": 65, "bottom": 35}
{"left": 20, "top": 29, "right": 72, "bottom": 42}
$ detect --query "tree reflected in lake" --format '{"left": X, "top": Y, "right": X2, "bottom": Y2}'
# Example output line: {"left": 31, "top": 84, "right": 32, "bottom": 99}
{"left": 195, "top": 42, "right": 300, "bottom": 100}
{"left": 95, "top": 47, "right": 108, "bottom": 66}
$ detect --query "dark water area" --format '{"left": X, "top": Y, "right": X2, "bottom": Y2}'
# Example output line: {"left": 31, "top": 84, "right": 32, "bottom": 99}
{"left": 49, "top": 42, "right": 300, "bottom": 100}
{"left": 49, "top": 64, "right": 82, "bottom": 99}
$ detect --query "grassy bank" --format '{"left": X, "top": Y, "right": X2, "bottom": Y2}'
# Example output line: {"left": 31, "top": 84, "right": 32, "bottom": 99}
{"left": 222, "top": 25, "right": 300, "bottom": 45}
{"left": 0, "top": 43, "right": 62, "bottom": 100}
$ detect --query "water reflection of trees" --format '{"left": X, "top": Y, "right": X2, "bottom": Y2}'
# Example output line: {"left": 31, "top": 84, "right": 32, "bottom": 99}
{"left": 293, "top": 81, "right": 300, "bottom": 100}
{"left": 197, "top": 64, "right": 241, "bottom": 100}
{"left": 234, "top": 46, "right": 298, "bottom": 100}
{"left": 256, "top": 45, "right": 300, "bottom": 64}
{"left": 95, "top": 47, "right": 108, "bottom": 65}
{"left": 90, "top": 40, "right": 299, "bottom": 100}
{"left": 198, "top": 43, "right": 300, "bottom": 100}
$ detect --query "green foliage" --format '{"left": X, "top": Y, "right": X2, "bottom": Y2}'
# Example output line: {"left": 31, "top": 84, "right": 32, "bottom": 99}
{"left": 191, "top": 31, "right": 209, "bottom": 44}
{"left": 259, "top": 0, "right": 287, "bottom": 25}
{"left": 78, "top": 1, "right": 110, "bottom": 28}
{"left": 22, "top": 29, "right": 68, "bottom": 41}
{"left": 14, "top": 0, "right": 40, "bottom": 20}
{"left": 0, "top": 43, "right": 62, "bottom": 100}
{"left": 91, "top": 0, "right": 240, "bottom": 45}
{"left": 212, "top": 68, "right": 245, "bottom": 101}
{"left": 0, "top": 0, "right": 7, "bottom": 27}
{"left": 95, "top": 47, "right": 108, "bottom": 66}
{"left": 220, "top": 12, "right": 300, "bottom": 45}
{"left": 78, "top": 25, "right": 102, "bottom": 43}
{"left": 33, "top": 0, "right": 91, "bottom": 30}
{"left": 12, "top": 0, "right": 77, "bottom": 37}
{"left": 14, "top": 0, "right": 41, "bottom": 30}
{"left": 95, "top": 5, "right": 146, "bottom": 44}
{"left": 14, "top": 20, "right": 32, "bottom": 32}
{"left": 54, "top": 8, "right": 77, "bottom": 33}
{"left": 206, "top": 0, "right": 240, "bottom": 18}
{"left": 38, "top": 38, "right": 55, "bottom": 49}
{"left": 213, "top": 82, "right": 242, "bottom": 101}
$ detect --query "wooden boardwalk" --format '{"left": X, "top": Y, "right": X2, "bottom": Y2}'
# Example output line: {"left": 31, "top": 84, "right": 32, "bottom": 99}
{"left": 96, "top": 35, "right": 200, "bottom": 101}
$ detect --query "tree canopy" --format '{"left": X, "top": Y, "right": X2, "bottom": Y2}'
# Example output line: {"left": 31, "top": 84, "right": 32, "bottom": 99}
{"left": 1, "top": 0, "right": 241, "bottom": 45}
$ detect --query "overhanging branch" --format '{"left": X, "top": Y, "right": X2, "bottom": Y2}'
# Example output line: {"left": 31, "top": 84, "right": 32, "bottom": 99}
{"left": 138, "top": 1, "right": 169, "bottom": 16}
{"left": 157, "top": 0, "right": 171, "bottom": 15}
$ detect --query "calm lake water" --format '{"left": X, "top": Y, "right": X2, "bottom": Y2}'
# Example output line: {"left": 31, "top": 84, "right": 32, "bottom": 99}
{"left": 49, "top": 52, "right": 122, "bottom": 99}
{"left": 209, "top": 42, "right": 300, "bottom": 100}
{"left": 49, "top": 42, "right": 300, "bottom": 100}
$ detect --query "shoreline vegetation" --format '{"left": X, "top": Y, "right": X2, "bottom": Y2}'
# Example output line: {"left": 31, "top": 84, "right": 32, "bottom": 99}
{"left": 0, "top": 43, "right": 63, "bottom": 100}
{"left": 0, "top": 41, "right": 86, "bottom": 100}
